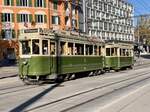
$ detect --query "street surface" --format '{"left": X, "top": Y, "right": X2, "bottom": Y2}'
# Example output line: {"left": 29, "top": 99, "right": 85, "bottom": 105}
{"left": 0, "top": 55, "right": 150, "bottom": 112}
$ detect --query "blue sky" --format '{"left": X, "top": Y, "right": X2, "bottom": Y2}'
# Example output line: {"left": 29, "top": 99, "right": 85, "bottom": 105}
{"left": 127, "top": 0, "right": 150, "bottom": 16}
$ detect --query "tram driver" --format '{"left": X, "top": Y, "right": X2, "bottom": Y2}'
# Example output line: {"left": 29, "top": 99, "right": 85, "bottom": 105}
{"left": 32, "top": 41, "right": 39, "bottom": 54}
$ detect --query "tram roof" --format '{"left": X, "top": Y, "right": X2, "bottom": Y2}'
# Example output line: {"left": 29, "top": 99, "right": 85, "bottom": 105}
{"left": 19, "top": 28, "right": 104, "bottom": 44}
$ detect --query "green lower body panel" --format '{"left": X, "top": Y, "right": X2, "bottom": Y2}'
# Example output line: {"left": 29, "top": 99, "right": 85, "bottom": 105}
{"left": 19, "top": 56, "right": 104, "bottom": 77}
{"left": 105, "top": 57, "right": 133, "bottom": 69}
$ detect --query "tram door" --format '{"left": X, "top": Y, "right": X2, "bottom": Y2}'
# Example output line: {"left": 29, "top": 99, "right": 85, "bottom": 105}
{"left": 50, "top": 40, "right": 56, "bottom": 74}
{"left": 41, "top": 39, "right": 50, "bottom": 74}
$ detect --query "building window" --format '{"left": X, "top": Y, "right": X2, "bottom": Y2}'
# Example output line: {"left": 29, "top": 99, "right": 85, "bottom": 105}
{"left": 16, "top": 0, "right": 32, "bottom": 6}
{"left": 1, "top": 29, "right": 16, "bottom": 39}
{"left": 52, "top": 16, "right": 60, "bottom": 25}
{"left": 35, "top": 0, "right": 46, "bottom": 7}
{"left": 19, "top": 0, "right": 28, "bottom": 6}
{"left": 53, "top": 2, "right": 58, "bottom": 10}
{"left": 2, "top": 13, "right": 14, "bottom": 22}
{"left": 35, "top": 15, "right": 44, "bottom": 23}
{"left": 20, "top": 14, "right": 29, "bottom": 22}
{"left": 4, "top": 0, "right": 13, "bottom": 6}
{"left": 17, "top": 14, "right": 32, "bottom": 23}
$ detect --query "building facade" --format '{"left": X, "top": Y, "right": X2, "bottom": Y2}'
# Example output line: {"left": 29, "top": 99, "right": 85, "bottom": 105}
{"left": 79, "top": 0, "right": 134, "bottom": 42}
{"left": 0, "top": 0, "right": 79, "bottom": 61}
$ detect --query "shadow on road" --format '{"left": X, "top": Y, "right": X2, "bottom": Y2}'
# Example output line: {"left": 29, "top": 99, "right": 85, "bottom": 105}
{"left": 10, "top": 83, "right": 62, "bottom": 112}
{"left": 140, "top": 54, "right": 150, "bottom": 59}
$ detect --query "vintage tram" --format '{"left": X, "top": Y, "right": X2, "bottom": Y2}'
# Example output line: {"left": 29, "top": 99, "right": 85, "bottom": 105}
{"left": 18, "top": 28, "right": 134, "bottom": 84}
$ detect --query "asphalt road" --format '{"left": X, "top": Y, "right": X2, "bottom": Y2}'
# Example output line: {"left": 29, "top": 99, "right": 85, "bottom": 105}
{"left": 0, "top": 64, "right": 150, "bottom": 112}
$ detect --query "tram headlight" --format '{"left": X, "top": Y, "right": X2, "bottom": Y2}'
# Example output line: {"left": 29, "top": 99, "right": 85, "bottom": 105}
{"left": 23, "top": 61, "right": 28, "bottom": 65}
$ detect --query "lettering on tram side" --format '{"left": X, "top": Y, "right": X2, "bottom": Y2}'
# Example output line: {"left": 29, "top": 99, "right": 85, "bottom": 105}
{"left": 24, "top": 29, "right": 39, "bottom": 33}
{"left": 40, "top": 29, "right": 54, "bottom": 34}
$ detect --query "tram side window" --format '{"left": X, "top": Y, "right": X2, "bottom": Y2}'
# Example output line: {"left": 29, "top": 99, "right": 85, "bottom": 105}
{"left": 115, "top": 48, "right": 117, "bottom": 56}
{"left": 94, "top": 45, "right": 97, "bottom": 55}
{"left": 32, "top": 40, "right": 40, "bottom": 54}
{"left": 111, "top": 48, "right": 117, "bottom": 56}
{"left": 86, "top": 45, "right": 93, "bottom": 55}
{"left": 111, "top": 48, "right": 114, "bottom": 56}
{"left": 125, "top": 49, "right": 129, "bottom": 56}
{"left": 122, "top": 49, "right": 126, "bottom": 56}
{"left": 22, "top": 41, "right": 30, "bottom": 54}
{"left": 42, "top": 40, "right": 48, "bottom": 55}
{"left": 120, "top": 49, "right": 122, "bottom": 56}
{"left": 99, "top": 46, "right": 101, "bottom": 56}
{"left": 106, "top": 48, "right": 110, "bottom": 56}
{"left": 75, "top": 43, "right": 84, "bottom": 55}
{"left": 68, "top": 43, "right": 73, "bottom": 55}
{"left": 60, "top": 42, "right": 65, "bottom": 55}
{"left": 50, "top": 42, "right": 56, "bottom": 55}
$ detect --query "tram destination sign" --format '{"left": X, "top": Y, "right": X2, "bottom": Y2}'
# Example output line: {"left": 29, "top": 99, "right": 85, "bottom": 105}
{"left": 24, "top": 29, "right": 39, "bottom": 33}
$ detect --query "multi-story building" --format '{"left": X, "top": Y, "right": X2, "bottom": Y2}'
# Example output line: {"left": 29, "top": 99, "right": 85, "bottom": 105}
{"left": 79, "top": 0, "right": 134, "bottom": 42}
{"left": 0, "top": 0, "right": 79, "bottom": 61}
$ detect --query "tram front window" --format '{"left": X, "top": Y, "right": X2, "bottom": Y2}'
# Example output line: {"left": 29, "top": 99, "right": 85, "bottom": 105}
{"left": 32, "top": 39, "right": 39, "bottom": 54}
{"left": 21, "top": 41, "right": 30, "bottom": 55}
{"left": 42, "top": 40, "right": 48, "bottom": 55}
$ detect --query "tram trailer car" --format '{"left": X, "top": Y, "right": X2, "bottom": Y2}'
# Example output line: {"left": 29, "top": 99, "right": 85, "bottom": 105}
{"left": 18, "top": 29, "right": 134, "bottom": 84}
{"left": 104, "top": 42, "right": 134, "bottom": 71}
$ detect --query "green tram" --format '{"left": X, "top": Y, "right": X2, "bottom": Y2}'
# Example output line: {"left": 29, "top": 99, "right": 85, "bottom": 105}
{"left": 18, "top": 28, "right": 134, "bottom": 84}
{"left": 104, "top": 42, "right": 134, "bottom": 71}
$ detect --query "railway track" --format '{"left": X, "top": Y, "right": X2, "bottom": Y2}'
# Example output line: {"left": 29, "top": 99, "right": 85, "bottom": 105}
{"left": 0, "top": 63, "right": 150, "bottom": 97}
{"left": 0, "top": 64, "right": 148, "bottom": 97}
{"left": 25, "top": 70, "right": 150, "bottom": 112}
{"left": 0, "top": 84, "right": 41, "bottom": 96}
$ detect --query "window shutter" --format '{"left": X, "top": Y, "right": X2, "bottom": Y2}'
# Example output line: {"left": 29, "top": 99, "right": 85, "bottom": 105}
{"left": 4, "top": 0, "right": 7, "bottom": 5}
{"left": 44, "top": 0, "right": 46, "bottom": 7}
{"left": 12, "top": 14, "right": 14, "bottom": 22}
{"left": 17, "top": 14, "right": 20, "bottom": 22}
{"left": 34, "top": 0, "right": 37, "bottom": 7}
{"left": 2, "top": 13, "right": 5, "bottom": 22}
{"left": 11, "top": 0, "right": 14, "bottom": 6}
{"left": 44, "top": 15, "right": 47, "bottom": 23}
{"left": 29, "top": 14, "right": 33, "bottom": 22}
{"left": 29, "top": 0, "right": 32, "bottom": 7}
{"left": 16, "top": 0, "right": 20, "bottom": 6}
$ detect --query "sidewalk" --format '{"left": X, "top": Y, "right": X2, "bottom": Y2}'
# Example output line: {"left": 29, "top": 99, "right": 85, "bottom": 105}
{"left": 0, "top": 66, "right": 18, "bottom": 79}
{"left": 134, "top": 54, "right": 150, "bottom": 66}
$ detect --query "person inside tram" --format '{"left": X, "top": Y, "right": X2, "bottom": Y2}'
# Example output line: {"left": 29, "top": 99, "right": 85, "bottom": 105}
{"left": 32, "top": 42, "right": 39, "bottom": 54}
{"left": 22, "top": 41, "right": 30, "bottom": 54}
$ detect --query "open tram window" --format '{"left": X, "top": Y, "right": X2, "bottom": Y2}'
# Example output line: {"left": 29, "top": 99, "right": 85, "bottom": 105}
{"left": 125, "top": 49, "right": 129, "bottom": 56}
{"left": 111, "top": 48, "right": 117, "bottom": 56}
{"left": 94, "top": 45, "right": 97, "bottom": 55}
{"left": 50, "top": 41, "right": 56, "bottom": 55}
{"left": 42, "top": 40, "right": 48, "bottom": 55}
{"left": 32, "top": 39, "right": 40, "bottom": 54}
{"left": 122, "top": 49, "right": 126, "bottom": 56}
{"left": 99, "top": 46, "right": 101, "bottom": 56}
{"left": 86, "top": 45, "right": 93, "bottom": 55}
{"left": 21, "top": 40, "right": 31, "bottom": 55}
{"left": 75, "top": 43, "right": 84, "bottom": 55}
{"left": 60, "top": 42, "right": 65, "bottom": 55}
{"left": 120, "top": 49, "right": 122, "bottom": 56}
{"left": 106, "top": 48, "right": 110, "bottom": 56}
{"left": 111, "top": 48, "right": 114, "bottom": 56}
{"left": 68, "top": 43, "right": 73, "bottom": 55}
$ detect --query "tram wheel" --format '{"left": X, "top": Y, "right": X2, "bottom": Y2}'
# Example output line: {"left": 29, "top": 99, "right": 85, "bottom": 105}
{"left": 21, "top": 77, "right": 43, "bottom": 85}
{"left": 55, "top": 75, "right": 65, "bottom": 83}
